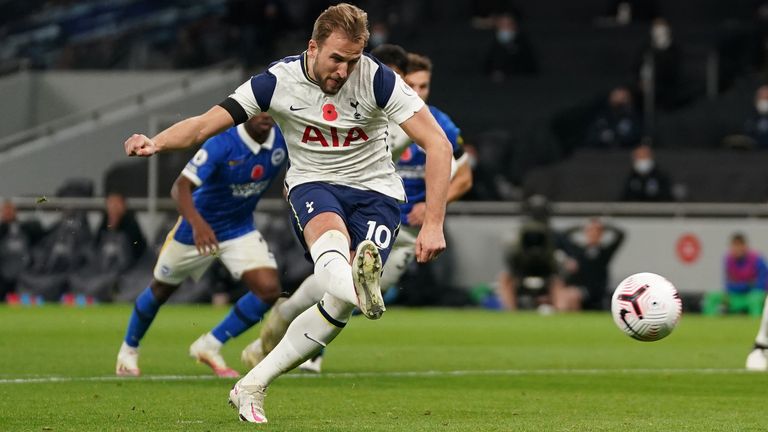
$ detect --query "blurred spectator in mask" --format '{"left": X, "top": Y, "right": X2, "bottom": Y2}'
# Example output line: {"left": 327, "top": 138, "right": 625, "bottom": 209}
{"left": 484, "top": 13, "right": 538, "bottom": 82}
{"left": 637, "top": 19, "right": 683, "bottom": 111}
{"left": 366, "top": 21, "right": 390, "bottom": 51}
{"left": 585, "top": 86, "right": 644, "bottom": 149}
{"left": 744, "top": 85, "right": 768, "bottom": 149}
{"left": 95, "top": 193, "right": 146, "bottom": 265}
{"left": 621, "top": 144, "right": 673, "bottom": 201}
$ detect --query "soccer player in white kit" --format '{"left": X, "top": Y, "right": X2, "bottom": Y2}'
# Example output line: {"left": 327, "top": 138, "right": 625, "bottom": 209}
{"left": 123, "top": 3, "right": 452, "bottom": 423}
{"left": 240, "top": 48, "right": 474, "bottom": 374}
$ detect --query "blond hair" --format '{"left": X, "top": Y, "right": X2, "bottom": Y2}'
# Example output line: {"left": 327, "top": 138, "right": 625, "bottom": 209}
{"left": 407, "top": 53, "right": 433, "bottom": 74}
{"left": 312, "top": 3, "right": 370, "bottom": 46}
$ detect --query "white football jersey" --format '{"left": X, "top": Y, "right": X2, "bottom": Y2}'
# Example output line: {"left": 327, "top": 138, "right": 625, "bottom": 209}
{"left": 228, "top": 52, "right": 425, "bottom": 201}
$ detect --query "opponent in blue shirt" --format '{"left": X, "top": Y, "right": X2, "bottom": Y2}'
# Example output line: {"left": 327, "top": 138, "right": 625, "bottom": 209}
{"left": 397, "top": 104, "right": 465, "bottom": 226}
{"left": 116, "top": 113, "right": 288, "bottom": 378}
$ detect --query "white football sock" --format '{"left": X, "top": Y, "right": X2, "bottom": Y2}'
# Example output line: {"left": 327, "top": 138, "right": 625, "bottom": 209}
{"left": 203, "top": 332, "right": 223, "bottom": 350}
{"left": 241, "top": 293, "right": 354, "bottom": 388}
{"left": 309, "top": 230, "right": 357, "bottom": 305}
{"left": 278, "top": 274, "right": 324, "bottom": 322}
{"left": 755, "top": 296, "right": 768, "bottom": 346}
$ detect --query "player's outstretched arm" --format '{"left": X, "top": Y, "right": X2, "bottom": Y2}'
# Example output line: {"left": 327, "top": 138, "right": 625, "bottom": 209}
{"left": 171, "top": 175, "right": 219, "bottom": 255}
{"left": 400, "top": 106, "right": 453, "bottom": 263}
{"left": 124, "top": 106, "right": 235, "bottom": 157}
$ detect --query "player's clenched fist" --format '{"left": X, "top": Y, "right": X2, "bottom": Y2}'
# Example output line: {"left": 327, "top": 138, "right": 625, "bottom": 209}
{"left": 124, "top": 134, "right": 157, "bottom": 157}
{"left": 414, "top": 224, "right": 446, "bottom": 263}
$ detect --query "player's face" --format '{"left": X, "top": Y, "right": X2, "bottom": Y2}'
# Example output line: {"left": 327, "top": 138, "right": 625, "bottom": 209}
{"left": 247, "top": 113, "right": 275, "bottom": 134}
{"left": 405, "top": 70, "right": 431, "bottom": 102}
{"left": 0, "top": 202, "right": 15, "bottom": 222}
{"left": 106, "top": 194, "right": 126, "bottom": 220}
{"left": 584, "top": 222, "right": 603, "bottom": 245}
{"left": 308, "top": 31, "right": 364, "bottom": 95}
{"left": 730, "top": 241, "right": 747, "bottom": 258}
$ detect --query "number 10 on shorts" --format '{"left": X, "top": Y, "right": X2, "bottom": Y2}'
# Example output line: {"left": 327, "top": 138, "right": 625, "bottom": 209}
{"left": 365, "top": 221, "right": 392, "bottom": 249}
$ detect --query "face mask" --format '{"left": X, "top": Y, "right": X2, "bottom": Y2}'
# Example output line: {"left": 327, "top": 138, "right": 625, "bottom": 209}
{"left": 370, "top": 32, "right": 386, "bottom": 47}
{"left": 757, "top": 99, "right": 768, "bottom": 114}
{"left": 496, "top": 30, "right": 515, "bottom": 44}
{"left": 651, "top": 25, "right": 671, "bottom": 50}
{"left": 634, "top": 158, "right": 654, "bottom": 175}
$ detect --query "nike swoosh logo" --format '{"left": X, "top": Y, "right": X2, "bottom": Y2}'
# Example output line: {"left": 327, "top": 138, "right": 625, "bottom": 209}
{"left": 290, "top": 105, "right": 308, "bottom": 111}
{"left": 304, "top": 333, "right": 327, "bottom": 347}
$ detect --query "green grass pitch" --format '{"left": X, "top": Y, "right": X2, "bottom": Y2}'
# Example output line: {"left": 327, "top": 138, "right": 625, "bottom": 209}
{"left": 1, "top": 305, "right": 767, "bottom": 431}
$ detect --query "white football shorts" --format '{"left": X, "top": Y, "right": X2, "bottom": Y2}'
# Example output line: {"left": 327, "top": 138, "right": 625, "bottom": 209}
{"left": 153, "top": 230, "right": 277, "bottom": 285}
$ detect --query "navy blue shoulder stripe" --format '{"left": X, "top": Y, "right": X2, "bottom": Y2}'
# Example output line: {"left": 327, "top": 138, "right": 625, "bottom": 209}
{"left": 250, "top": 54, "right": 301, "bottom": 112}
{"left": 365, "top": 53, "right": 397, "bottom": 109}
{"left": 250, "top": 71, "right": 277, "bottom": 112}
{"left": 267, "top": 54, "right": 302, "bottom": 69}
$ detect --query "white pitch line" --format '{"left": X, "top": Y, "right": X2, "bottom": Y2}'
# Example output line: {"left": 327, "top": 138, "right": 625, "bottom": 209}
{"left": 0, "top": 368, "right": 752, "bottom": 385}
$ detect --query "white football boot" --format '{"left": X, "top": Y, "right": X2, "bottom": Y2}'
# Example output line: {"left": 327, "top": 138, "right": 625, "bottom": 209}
{"left": 298, "top": 353, "right": 324, "bottom": 374}
{"left": 229, "top": 380, "right": 268, "bottom": 423}
{"left": 241, "top": 338, "right": 267, "bottom": 369}
{"left": 746, "top": 344, "right": 768, "bottom": 371}
{"left": 352, "top": 240, "right": 385, "bottom": 319}
{"left": 115, "top": 342, "right": 141, "bottom": 377}
{"left": 189, "top": 333, "right": 240, "bottom": 378}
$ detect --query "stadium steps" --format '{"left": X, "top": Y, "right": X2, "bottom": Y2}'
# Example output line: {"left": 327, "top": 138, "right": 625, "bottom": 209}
{"left": 0, "top": 63, "right": 244, "bottom": 197}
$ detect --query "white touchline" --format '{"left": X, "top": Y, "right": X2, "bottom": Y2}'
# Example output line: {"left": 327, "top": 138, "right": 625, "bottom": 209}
{"left": 0, "top": 368, "right": 751, "bottom": 385}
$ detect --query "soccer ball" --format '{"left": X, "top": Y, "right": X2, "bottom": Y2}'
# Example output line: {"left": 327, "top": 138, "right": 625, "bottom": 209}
{"left": 611, "top": 272, "right": 682, "bottom": 342}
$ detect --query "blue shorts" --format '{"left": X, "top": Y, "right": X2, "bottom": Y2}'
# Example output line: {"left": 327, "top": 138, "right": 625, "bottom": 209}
{"left": 288, "top": 182, "right": 401, "bottom": 264}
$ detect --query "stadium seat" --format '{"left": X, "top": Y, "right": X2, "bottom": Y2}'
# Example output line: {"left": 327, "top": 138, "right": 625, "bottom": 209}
{"left": 68, "top": 231, "right": 135, "bottom": 302}
{"left": 0, "top": 225, "right": 32, "bottom": 294}
{"left": 15, "top": 211, "right": 92, "bottom": 301}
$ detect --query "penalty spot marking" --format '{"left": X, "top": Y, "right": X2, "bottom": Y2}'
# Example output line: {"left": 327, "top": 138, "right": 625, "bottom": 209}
{"left": 0, "top": 368, "right": 752, "bottom": 385}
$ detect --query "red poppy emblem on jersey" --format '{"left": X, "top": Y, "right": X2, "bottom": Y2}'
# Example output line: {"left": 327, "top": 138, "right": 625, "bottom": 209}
{"left": 251, "top": 165, "right": 264, "bottom": 180}
{"left": 322, "top": 103, "right": 338, "bottom": 121}
{"left": 400, "top": 147, "right": 413, "bottom": 162}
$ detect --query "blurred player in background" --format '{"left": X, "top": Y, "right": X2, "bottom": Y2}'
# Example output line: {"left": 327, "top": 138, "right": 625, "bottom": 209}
{"left": 241, "top": 49, "right": 473, "bottom": 373}
{"left": 123, "top": 3, "right": 452, "bottom": 423}
{"left": 116, "top": 113, "right": 287, "bottom": 378}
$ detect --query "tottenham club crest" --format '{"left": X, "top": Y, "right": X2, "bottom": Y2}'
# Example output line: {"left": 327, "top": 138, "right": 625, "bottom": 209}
{"left": 350, "top": 99, "right": 362, "bottom": 119}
